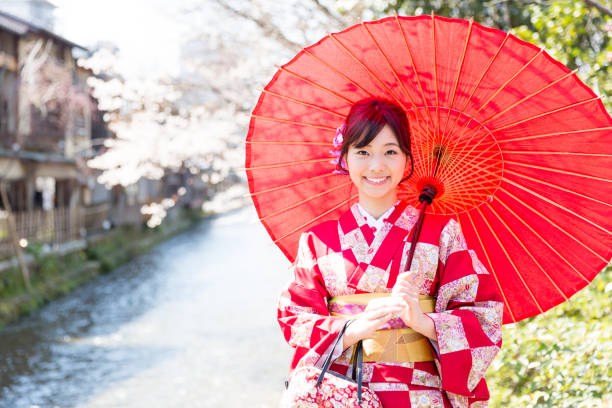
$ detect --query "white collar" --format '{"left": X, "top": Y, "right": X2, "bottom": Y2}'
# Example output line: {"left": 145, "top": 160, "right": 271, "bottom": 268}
{"left": 357, "top": 202, "right": 398, "bottom": 229}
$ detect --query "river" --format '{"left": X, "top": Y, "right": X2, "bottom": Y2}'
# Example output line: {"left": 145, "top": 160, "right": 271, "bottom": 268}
{"left": 0, "top": 206, "right": 293, "bottom": 407}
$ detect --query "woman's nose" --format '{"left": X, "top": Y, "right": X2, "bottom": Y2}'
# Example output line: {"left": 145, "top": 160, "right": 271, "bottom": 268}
{"left": 368, "top": 154, "right": 385, "bottom": 171}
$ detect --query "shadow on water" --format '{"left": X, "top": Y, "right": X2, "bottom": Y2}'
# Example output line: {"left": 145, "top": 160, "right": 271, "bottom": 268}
{"left": 0, "top": 207, "right": 293, "bottom": 407}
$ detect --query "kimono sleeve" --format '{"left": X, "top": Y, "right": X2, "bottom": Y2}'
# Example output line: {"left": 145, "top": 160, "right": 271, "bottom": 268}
{"left": 277, "top": 230, "right": 347, "bottom": 370}
{"left": 426, "top": 219, "right": 504, "bottom": 398}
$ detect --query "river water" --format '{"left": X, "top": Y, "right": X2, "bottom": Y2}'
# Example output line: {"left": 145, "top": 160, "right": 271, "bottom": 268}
{"left": 0, "top": 206, "right": 293, "bottom": 407}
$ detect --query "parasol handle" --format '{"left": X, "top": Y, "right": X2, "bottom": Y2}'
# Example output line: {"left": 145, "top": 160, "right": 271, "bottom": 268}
{"left": 404, "top": 184, "right": 438, "bottom": 274}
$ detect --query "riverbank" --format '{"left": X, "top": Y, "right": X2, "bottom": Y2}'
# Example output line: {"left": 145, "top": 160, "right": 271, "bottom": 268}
{"left": 0, "top": 208, "right": 204, "bottom": 329}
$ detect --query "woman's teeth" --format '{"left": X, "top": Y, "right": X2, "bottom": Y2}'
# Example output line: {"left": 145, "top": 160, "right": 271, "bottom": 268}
{"left": 365, "top": 177, "right": 388, "bottom": 185}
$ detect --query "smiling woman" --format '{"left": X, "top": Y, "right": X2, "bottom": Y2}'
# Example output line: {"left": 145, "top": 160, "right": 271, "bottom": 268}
{"left": 278, "top": 97, "right": 504, "bottom": 408}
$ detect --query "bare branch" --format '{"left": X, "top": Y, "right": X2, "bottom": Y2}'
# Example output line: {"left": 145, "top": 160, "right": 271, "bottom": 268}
{"left": 311, "top": 0, "right": 350, "bottom": 27}
{"left": 581, "top": 0, "right": 612, "bottom": 17}
{"left": 212, "top": 0, "right": 302, "bottom": 51}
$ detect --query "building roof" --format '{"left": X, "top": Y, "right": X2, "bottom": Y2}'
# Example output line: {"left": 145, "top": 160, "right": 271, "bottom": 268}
{"left": 0, "top": 9, "right": 87, "bottom": 51}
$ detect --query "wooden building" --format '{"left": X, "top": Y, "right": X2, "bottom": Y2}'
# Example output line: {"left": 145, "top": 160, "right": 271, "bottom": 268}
{"left": 0, "top": 7, "right": 109, "bottom": 257}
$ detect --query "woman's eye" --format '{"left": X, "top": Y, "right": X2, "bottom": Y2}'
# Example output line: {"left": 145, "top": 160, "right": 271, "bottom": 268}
{"left": 355, "top": 150, "right": 368, "bottom": 156}
{"left": 386, "top": 150, "right": 398, "bottom": 155}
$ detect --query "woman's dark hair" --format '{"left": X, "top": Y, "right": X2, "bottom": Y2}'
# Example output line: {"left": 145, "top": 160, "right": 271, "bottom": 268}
{"left": 338, "top": 97, "right": 413, "bottom": 180}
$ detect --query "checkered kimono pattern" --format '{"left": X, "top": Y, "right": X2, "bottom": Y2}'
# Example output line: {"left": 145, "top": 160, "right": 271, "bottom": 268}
{"left": 278, "top": 201, "right": 504, "bottom": 408}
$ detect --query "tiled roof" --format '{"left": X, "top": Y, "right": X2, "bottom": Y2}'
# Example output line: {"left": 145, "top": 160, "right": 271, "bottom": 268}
{"left": 0, "top": 9, "right": 87, "bottom": 50}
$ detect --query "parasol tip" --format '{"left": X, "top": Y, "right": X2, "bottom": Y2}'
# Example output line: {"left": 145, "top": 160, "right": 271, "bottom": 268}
{"left": 415, "top": 176, "right": 446, "bottom": 203}
{"left": 418, "top": 184, "right": 438, "bottom": 205}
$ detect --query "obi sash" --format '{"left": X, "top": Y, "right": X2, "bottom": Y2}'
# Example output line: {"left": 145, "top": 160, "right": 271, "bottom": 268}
{"left": 328, "top": 293, "right": 436, "bottom": 363}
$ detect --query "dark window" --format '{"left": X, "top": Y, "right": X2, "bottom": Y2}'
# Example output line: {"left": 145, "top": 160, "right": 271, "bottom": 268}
{"left": 0, "top": 29, "right": 18, "bottom": 57}
{"left": 0, "top": 99, "right": 8, "bottom": 134}
{"left": 54, "top": 43, "right": 65, "bottom": 62}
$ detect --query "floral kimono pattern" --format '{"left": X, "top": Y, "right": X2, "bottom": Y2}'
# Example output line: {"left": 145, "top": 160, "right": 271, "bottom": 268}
{"left": 278, "top": 201, "right": 504, "bottom": 408}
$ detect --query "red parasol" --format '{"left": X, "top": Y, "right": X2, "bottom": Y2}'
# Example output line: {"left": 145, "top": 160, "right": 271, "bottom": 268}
{"left": 245, "top": 15, "right": 612, "bottom": 324}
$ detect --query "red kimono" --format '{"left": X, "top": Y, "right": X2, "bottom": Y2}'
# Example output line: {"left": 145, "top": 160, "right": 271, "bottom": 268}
{"left": 277, "top": 201, "right": 504, "bottom": 407}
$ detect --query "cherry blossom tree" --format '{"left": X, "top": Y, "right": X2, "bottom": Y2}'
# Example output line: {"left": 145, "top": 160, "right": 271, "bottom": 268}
{"left": 80, "top": 0, "right": 352, "bottom": 221}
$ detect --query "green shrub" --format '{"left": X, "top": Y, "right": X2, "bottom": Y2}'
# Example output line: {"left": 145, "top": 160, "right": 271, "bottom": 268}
{"left": 489, "top": 266, "right": 611, "bottom": 407}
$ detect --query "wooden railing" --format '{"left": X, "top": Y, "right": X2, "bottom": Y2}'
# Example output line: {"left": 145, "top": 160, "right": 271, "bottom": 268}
{"left": 0, "top": 207, "right": 84, "bottom": 258}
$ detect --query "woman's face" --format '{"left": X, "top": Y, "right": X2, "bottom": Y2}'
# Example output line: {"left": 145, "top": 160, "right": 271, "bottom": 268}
{"left": 346, "top": 124, "right": 407, "bottom": 202}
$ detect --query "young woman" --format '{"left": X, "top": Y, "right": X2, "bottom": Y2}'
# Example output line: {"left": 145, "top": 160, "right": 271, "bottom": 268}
{"left": 278, "top": 98, "right": 503, "bottom": 408}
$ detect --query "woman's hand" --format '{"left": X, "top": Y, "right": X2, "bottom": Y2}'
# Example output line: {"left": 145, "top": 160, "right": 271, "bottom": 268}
{"left": 342, "top": 297, "right": 405, "bottom": 349}
{"left": 392, "top": 272, "right": 437, "bottom": 341}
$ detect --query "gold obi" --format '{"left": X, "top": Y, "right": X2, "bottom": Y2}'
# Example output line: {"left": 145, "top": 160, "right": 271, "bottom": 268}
{"left": 328, "top": 293, "right": 436, "bottom": 363}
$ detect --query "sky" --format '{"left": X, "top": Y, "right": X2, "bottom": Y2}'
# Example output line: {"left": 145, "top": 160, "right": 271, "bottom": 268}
{"left": 50, "top": 0, "right": 186, "bottom": 79}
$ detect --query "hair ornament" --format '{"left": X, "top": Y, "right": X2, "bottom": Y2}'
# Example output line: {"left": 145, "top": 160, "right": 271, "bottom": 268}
{"left": 330, "top": 123, "right": 348, "bottom": 175}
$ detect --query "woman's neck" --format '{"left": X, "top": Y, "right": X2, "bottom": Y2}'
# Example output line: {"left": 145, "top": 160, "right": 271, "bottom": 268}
{"left": 358, "top": 193, "right": 399, "bottom": 219}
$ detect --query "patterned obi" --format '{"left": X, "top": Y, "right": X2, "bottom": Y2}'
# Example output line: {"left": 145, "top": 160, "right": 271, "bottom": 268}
{"left": 328, "top": 293, "right": 436, "bottom": 363}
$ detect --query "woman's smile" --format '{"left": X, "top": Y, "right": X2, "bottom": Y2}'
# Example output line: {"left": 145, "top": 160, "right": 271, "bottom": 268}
{"left": 363, "top": 176, "right": 390, "bottom": 185}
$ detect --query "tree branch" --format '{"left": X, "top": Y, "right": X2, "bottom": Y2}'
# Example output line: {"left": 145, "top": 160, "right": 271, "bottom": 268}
{"left": 213, "top": 0, "right": 303, "bottom": 51}
{"left": 311, "top": 0, "right": 351, "bottom": 27}
{"left": 581, "top": 0, "right": 612, "bottom": 18}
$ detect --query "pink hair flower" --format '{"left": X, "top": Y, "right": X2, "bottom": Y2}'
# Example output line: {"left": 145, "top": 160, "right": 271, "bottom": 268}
{"left": 330, "top": 123, "right": 348, "bottom": 175}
